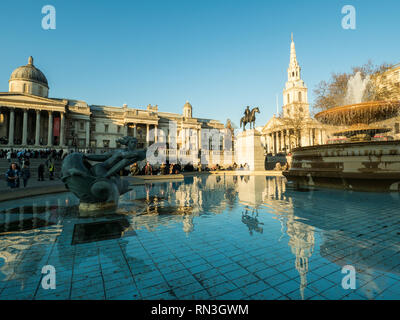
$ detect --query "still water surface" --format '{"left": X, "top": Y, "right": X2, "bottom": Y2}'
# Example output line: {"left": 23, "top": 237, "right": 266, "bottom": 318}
{"left": 0, "top": 175, "right": 399, "bottom": 300}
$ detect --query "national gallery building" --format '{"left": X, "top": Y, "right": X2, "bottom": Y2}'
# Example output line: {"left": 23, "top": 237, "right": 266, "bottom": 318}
{"left": 0, "top": 57, "right": 230, "bottom": 162}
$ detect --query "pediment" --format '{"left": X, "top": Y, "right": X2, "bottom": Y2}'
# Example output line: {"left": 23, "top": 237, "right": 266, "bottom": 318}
{"left": 0, "top": 92, "right": 66, "bottom": 107}
{"left": 262, "top": 117, "right": 283, "bottom": 132}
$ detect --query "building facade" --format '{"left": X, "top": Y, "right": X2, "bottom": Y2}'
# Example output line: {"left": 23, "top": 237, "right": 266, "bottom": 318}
{"left": 262, "top": 35, "right": 328, "bottom": 155}
{"left": 0, "top": 56, "right": 234, "bottom": 166}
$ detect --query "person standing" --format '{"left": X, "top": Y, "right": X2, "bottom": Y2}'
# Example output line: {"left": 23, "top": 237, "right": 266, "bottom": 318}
{"left": 6, "top": 149, "right": 11, "bottom": 163}
{"left": 48, "top": 161, "right": 55, "bottom": 180}
{"left": 5, "top": 163, "right": 19, "bottom": 189}
{"left": 38, "top": 163, "right": 45, "bottom": 181}
{"left": 21, "top": 163, "right": 31, "bottom": 187}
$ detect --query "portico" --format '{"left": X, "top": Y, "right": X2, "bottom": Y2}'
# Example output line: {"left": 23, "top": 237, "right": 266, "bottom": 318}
{"left": 0, "top": 96, "right": 66, "bottom": 147}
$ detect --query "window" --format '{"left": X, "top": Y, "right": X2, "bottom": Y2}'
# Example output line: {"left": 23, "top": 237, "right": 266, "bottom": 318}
{"left": 117, "top": 126, "right": 121, "bottom": 133}
{"left": 395, "top": 123, "right": 399, "bottom": 134}
{"left": 298, "top": 92, "right": 302, "bottom": 102}
{"left": 39, "top": 86, "right": 43, "bottom": 96}
{"left": 23, "top": 84, "right": 27, "bottom": 93}
{"left": 80, "top": 121, "right": 84, "bottom": 130}
{"left": 287, "top": 94, "right": 290, "bottom": 104}
{"left": 103, "top": 140, "right": 110, "bottom": 148}
{"left": 104, "top": 124, "right": 109, "bottom": 133}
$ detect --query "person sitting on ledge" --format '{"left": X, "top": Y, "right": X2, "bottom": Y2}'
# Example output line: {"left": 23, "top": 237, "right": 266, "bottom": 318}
{"left": 130, "top": 162, "right": 140, "bottom": 176}
{"left": 144, "top": 161, "right": 153, "bottom": 175}
{"left": 160, "top": 162, "right": 167, "bottom": 175}
{"left": 184, "top": 163, "right": 194, "bottom": 172}
{"left": 173, "top": 163, "right": 181, "bottom": 174}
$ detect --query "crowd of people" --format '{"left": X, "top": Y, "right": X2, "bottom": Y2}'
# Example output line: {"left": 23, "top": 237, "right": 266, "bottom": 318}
{"left": 128, "top": 161, "right": 258, "bottom": 176}
{"left": 0, "top": 148, "right": 65, "bottom": 161}
{"left": 3, "top": 148, "right": 61, "bottom": 189}
{"left": 130, "top": 162, "right": 189, "bottom": 176}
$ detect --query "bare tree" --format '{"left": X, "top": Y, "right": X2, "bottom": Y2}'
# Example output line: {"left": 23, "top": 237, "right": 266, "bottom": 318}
{"left": 279, "top": 103, "right": 308, "bottom": 150}
{"left": 313, "top": 61, "right": 396, "bottom": 112}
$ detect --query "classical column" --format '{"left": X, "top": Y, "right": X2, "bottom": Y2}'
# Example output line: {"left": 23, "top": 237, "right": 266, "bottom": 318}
{"left": 133, "top": 124, "right": 137, "bottom": 138}
{"left": 47, "top": 111, "right": 53, "bottom": 146}
{"left": 277, "top": 132, "right": 281, "bottom": 153}
{"left": 123, "top": 124, "right": 128, "bottom": 136}
{"left": 154, "top": 125, "right": 158, "bottom": 143}
{"left": 197, "top": 128, "right": 202, "bottom": 153}
{"left": 35, "top": 110, "right": 41, "bottom": 146}
{"left": 281, "top": 130, "right": 284, "bottom": 152}
{"left": 146, "top": 124, "right": 149, "bottom": 146}
{"left": 320, "top": 129, "right": 323, "bottom": 144}
{"left": 59, "top": 112, "right": 65, "bottom": 146}
{"left": 8, "top": 108, "right": 15, "bottom": 146}
{"left": 22, "top": 109, "right": 28, "bottom": 145}
{"left": 85, "top": 121, "right": 90, "bottom": 147}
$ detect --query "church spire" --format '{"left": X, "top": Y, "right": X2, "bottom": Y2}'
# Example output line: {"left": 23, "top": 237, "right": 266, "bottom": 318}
{"left": 287, "top": 33, "right": 300, "bottom": 82}
{"left": 289, "top": 33, "right": 298, "bottom": 67}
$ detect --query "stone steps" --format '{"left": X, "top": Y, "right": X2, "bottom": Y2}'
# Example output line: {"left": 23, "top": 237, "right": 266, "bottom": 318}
{"left": 0, "top": 159, "right": 62, "bottom": 180}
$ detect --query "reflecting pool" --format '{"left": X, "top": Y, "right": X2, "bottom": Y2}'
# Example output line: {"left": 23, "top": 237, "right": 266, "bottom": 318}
{"left": 0, "top": 175, "right": 399, "bottom": 300}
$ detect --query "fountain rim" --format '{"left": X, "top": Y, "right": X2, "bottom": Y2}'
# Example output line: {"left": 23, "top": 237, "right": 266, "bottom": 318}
{"left": 315, "top": 100, "right": 400, "bottom": 125}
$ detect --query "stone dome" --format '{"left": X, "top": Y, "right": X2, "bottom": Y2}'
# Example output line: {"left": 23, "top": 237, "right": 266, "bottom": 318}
{"left": 183, "top": 100, "right": 192, "bottom": 118}
{"left": 9, "top": 56, "right": 48, "bottom": 88}
{"left": 184, "top": 101, "right": 192, "bottom": 108}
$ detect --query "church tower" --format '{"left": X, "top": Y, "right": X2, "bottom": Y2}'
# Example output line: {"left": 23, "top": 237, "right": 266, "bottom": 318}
{"left": 282, "top": 34, "right": 310, "bottom": 118}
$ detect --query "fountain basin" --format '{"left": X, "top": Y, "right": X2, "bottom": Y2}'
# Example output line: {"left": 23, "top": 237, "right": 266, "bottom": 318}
{"left": 283, "top": 140, "right": 400, "bottom": 192}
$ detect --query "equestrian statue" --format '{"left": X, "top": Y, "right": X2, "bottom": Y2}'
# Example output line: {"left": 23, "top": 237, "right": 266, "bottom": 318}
{"left": 240, "top": 106, "right": 260, "bottom": 131}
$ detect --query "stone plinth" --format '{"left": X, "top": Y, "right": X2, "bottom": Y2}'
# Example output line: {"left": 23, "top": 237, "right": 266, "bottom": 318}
{"left": 235, "top": 130, "right": 265, "bottom": 171}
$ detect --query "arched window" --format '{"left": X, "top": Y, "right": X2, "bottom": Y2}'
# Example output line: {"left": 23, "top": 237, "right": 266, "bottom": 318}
{"left": 287, "top": 94, "right": 290, "bottom": 104}
{"left": 298, "top": 92, "right": 302, "bottom": 102}
{"left": 23, "top": 84, "right": 27, "bottom": 93}
{"left": 39, "top": 86, "right": 43, "bottom": 96}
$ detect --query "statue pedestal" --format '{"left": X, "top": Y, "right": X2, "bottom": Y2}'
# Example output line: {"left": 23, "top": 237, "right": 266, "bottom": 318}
{"left": 235, "top": 130, "right": 265, "bottom": 171}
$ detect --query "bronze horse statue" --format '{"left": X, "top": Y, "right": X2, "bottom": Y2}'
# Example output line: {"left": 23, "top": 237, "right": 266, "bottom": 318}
{"left": 240, "top": 107, "right": 260, "bottom": 131}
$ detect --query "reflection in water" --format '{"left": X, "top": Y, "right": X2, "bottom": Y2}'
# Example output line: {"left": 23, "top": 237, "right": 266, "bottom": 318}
{"left": 0, "top": 175, "right": 399, "bottom": 300}
{"left": 242, "top": 207, "right": 264, "bottom": 236}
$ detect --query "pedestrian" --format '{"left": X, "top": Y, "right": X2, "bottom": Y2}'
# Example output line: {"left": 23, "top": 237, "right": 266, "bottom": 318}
{"left": 21, "top": 163, "right": 31, "bottom": 187}
{"left": 6, "top": 149, "right": 11, "bottom": 163}
{"left": 38, "top": 163, "right": 45, "bottom": 181}
{"left": 5, "top": 163, "right": 19, "bottom": 189}
{"left": 49, "top": 161, "right": 55, "bottom": 180}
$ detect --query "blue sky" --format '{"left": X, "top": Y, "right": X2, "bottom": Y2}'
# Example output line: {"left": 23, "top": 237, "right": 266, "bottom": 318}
{"left": 0, "top": 0, "right": 399, "bottom": 127}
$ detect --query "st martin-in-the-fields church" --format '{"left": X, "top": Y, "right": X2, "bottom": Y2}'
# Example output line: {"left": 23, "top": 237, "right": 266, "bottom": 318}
{"left": 262, "top": 34, "right": 327, "bottom": 155}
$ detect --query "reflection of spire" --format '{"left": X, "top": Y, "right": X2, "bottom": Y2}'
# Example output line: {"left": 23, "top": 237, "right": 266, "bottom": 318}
{"left": 286, "top": 214, "right": 315, "bottom": 300}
